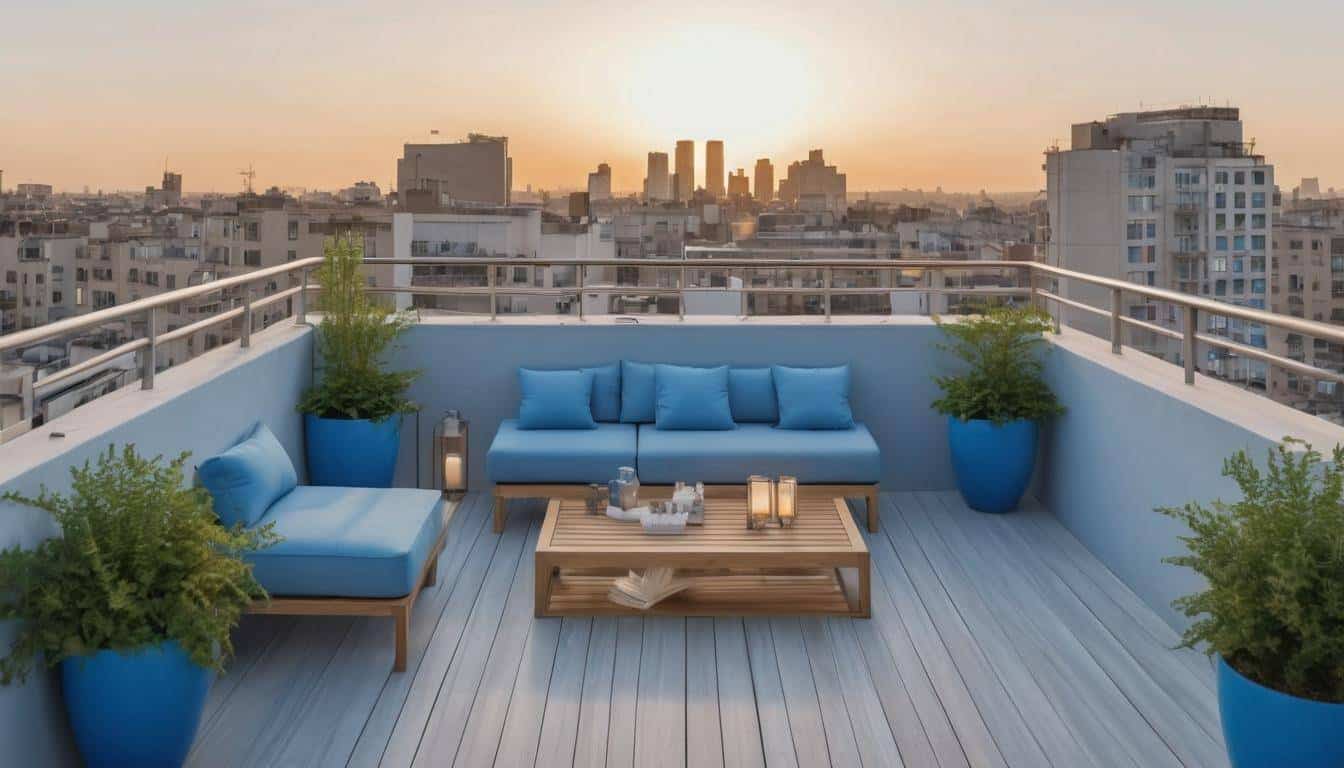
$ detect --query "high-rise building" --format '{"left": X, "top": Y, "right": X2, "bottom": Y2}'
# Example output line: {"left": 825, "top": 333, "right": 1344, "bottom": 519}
{"left": 395, "top": 133, "right": 512, "bottom": 205}
{"left": 754, "top": 159, "right": 774, "bottom": 203}
{"left": 643, "top": 153, "right": 670, "bottom": 202}
{"left": 587, "top": 163, "right": 612, "bottom": 202}
{"left": 727, "top": 169, "right": 750, "bottom": 200}
{"left": 1045, "top": 106, "right": 1274, "bottom": 384}
{"left": 777, "top": 150, "right": 845, "bottom": 212}
{"left": 705, "top": 140, "right": 725, "bottom": 199}
{"left": 674, "top": 140, "right": 694, "bottom": 202}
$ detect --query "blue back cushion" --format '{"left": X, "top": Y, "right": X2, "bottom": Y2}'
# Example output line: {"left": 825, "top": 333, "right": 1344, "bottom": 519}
{"left": 620, "top": 361, "right": 656, "bottom": 423}
{"left": 198, "top": 422, "right": 299, "bottom": 528}
{"left": 728, "top": 367, "right": 778, "bottom": 423}
{"left": 654, "top": 364, "right": 736, "bottom": 431}
{"left": 518, "top": 368, "right": 597, "bottom": 430}
{"left": 583, "top": 363, "right": 622, "bottom": 422}
{"left": 772, "top": 364, "right": 856, "bottom": 430}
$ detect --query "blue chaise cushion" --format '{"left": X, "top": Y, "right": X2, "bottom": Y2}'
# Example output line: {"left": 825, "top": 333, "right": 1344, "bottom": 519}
{"left": 620, "top": 361, "right": 656, "bottom": 423}
{"left": 728, "top": 367, "right": 778, "bottom": 423}
{"left": 487, "top": 419, "right": 637, "bottom": 484}
{"left": 655, "top": 364, "right": 735, "bottom": 431}
{"left": 518, "top": 368, "right": 596, "bottom": 430}
{"left": 247, "top": 486, "right": 443, "bottom": 598}
{"left": 198, "top": 422, "right": 298, "bottom": 528}
{"left": 772, "top": 364, "right": 856, "bottom": 430}
{"left": 583, "top": 363, "right": 622, "bottom": 422}
{"left": 636, "top": 423, "right": 880, "bottom": 484}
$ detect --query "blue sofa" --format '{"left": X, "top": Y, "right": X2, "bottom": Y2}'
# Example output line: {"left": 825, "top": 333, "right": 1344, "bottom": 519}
{"left": 199, "top": 423, "right": 447, "bottom": 672}
{"left": 487, "top": 362, "right": 881, "bottom": 532}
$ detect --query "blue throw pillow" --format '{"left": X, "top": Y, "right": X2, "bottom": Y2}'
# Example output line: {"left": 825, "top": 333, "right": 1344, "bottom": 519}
{"left": 198, "top": 422, "right": 299, "bottom": 528}
{"left": 583, "top": 363, "right": 621, "bottom": 422}
{"left": 620, "top": 360, "right": 656, "bottom": 423}
{"left": 772, "top": 364, "right": 855, "bottom": 430}
{"left": 728, "top": 368, "right": 779, "bottom": 423}
{"left": 518, "top": 368, "right": 597, "bottom": 429}
{"left": 655, "top": 364, "right": 736, "bottom": 430}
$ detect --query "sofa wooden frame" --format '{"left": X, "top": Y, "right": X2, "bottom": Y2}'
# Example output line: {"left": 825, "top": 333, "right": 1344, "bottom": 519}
{"left": 246, "top": 525, "right": 449, "bottom": 673}
{"left": 492, "top": 483, "right": 880, "bottom": 534}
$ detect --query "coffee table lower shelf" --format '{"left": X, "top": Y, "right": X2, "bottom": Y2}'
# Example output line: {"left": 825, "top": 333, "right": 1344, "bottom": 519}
{"left": 539, "top": 568, "right": 865, "bottom": 617}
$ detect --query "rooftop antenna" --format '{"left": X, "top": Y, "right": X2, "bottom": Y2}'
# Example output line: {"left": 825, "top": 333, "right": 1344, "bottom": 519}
{"left": 238, "top": 164, "right": 256, "bottom": 194}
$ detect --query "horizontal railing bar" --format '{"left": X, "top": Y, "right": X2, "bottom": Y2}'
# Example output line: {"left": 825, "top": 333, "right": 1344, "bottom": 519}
{"left": 1036, "top": 289, "right": 1111, "bottom": 318}
{"left": 373, "top": 257, "right": 1029, "bottom": 270}
{"left": 1119, "top": 314, "right": 1184, "bottom": 340}
{"left": 31, "top": 338, "right": 150, "bottom": 392}
{"left": 157, "top": 305, "right": 246, "bottom": 344}
{"left": 1195, "top": 332, "right": 1344, "bottom": 384}
{"left": 372, "top": 285, "right": 1030, "bottom": 298}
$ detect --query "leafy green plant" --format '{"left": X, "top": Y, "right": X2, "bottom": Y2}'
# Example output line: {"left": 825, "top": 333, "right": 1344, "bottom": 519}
{"left": 1160, "top": 438, "right": 1344, "bottom": 702}
{"left": 932, "top": 305, "right": 1064, "bottom": 424}
{"left": 297, "top": 234, "right": 418, "bottom": 421}
{"left": 0, "top": 446, "right": 278, "bottom": 683}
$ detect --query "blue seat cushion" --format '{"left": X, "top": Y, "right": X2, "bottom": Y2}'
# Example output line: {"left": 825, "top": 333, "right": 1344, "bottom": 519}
{"left": 728, "top": 367, "right": 778, "bottom": 423}
{"left": 247, "top": 486, "right": 444, "bottom": 599}
{"left": 620, "top": 361, "right": 656, "bottom": 423}
{"left": 198, "top": 422, "right": 298, "bottom": 528}
{"left": 518, "top": 368, "right": 596, "bottom": 429}
{"left": 636, "top": 423, "right": 880, "bottom": 484}
{"left": 487, "top": 418, "right": 637, "bottom": 484}
{"left": 772, "top": 364, "right": 856, "bottom": 430}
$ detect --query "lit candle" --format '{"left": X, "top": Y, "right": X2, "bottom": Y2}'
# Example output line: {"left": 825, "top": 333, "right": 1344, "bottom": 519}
{"left": 776, "top": 476, "right": 797, "bottom": 527}
{"left": 443, "top": 454, "right": 464, "bottom": 491}
{"left": 748, "top": 475, "right": 773, "bottom": 529}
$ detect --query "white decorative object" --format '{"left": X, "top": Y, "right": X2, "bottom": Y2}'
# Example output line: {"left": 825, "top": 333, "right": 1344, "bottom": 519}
{"left": 607, "top": 505, "right": 646, "bottom": 522}
{"left": 608, "top": 568, "right": 689, "bottom": 610}
{"left": 640, "top": 505, "right": 688, "bottom": 535}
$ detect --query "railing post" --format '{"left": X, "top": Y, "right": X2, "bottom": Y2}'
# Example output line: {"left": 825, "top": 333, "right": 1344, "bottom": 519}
{"left": 1110, "top": 286, "right": 1122, "bottom": 354}
{"left": 296, "top": 268, "right": 308, "bottom": 325}
{"left": 679, "top": 263, "right": 686, "bottom": 321}
{"left": 824, "top": 267, "right": 832, "bottom": 322}
{"left": 1183, "top": 305, "right": 1198, "bottom": 384}
{"left": 141, "top": 306, "right": 157, "bottom": 390}
{"left": 1052, "top": 276, "right": 1061, "bottom": 333}
{"left": 241, "top": 286, "right": 253, "bottom": 349}
{"left": 576, "top": 263, "right": 584, "bottom": 321}
{"left": 488, "top": 264, "right": 497, "bottom": 321}
{"left": 1028, "top": 266, "right": 1041, "bottom": 312}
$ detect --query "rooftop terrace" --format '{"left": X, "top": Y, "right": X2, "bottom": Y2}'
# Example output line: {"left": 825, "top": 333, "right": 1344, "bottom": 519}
{"left": 4, "top": 257, "right": 1344, "bottom": 766}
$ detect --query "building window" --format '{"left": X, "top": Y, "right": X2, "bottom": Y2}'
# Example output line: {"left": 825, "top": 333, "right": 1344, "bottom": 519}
{"left": 1234, "top": 192, "right": 1246, "bottom": 208}
{"left": 1252, "top": 235, "right": 1266, "bottom": 251}
{"left": 1127, "top": 195, "right": 1156, "bottom": 213}
{"left": 1252, "top": 279, "right": 1265, "bottom": 294}
{"left": 287, "top": 250, "right": 297, "bottom": 261}
{"left": 1216, "top": 237, "right": 1228, "bottom": 252}
{"left": 145, "top": 272, "right": 159, "bottom": 287}
{"left": 166, "top": 274, "right": 177, "bottom": 289}
{"left": 1251, "top": 214, "right": 1266, "bottom": 229}
{"left": 1215, "top": 280, "right": 1227, "bottom": 296}
{"left": 1253, "top": 170, "right": 1266, "bottom": 185}
{"left": 243, "top": 250, "right": 261, "bottom": 267}
{"left": 127, "top": 268, "right": 139, "bottom": 283}
{"left": 244, "top": 222, "right": 260, "bottom": 242}
{"left": 1215, "top": 192, "right": 1227, "bottom": 208}
{"left": 1215, "top": 213, "right": 1226, "bottom": 230}
{"left": 51, "top": 291, "right": 62, "bottom": 304}
{"left": 1234, "top": 171, "right": 1245, "bottom": 185}
{"left": 1251, "top": 192, "right": 1266, "bottom": 209}
{"left": 1233, "top": 235, "right": 1246, "bottom": 251}
{"left": 288, "top": 220, "right": 299, "bottom": 241}
{"left": 1216, "top": 171, "right": 1229, "bottom": 184}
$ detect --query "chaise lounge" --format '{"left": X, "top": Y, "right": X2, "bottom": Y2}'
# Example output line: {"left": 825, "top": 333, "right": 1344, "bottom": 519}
{"left": 488, "top": 361, "right": 881, "bottom": 532}
{"left": 198, "top": 422, "right": 447, "bottom": 672}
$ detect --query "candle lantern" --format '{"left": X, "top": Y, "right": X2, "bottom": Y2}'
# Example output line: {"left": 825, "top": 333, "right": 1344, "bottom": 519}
{"left": 747, "top": 474, "right": 774, "bottom": 529}
{"left": 434, "top": 410, "right": 469, "bottom": 498}
{"left": 776, "top": 475, "right": 798, "bottom": 527}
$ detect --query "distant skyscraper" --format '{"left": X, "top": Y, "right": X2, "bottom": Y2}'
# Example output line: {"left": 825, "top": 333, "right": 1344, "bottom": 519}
{"left": 754, "top": 159, "right": 774, "bottom": 203}
{"left": 777, "top": 149, "right": 845, "bottom": 212}
{"left": 674, "top": 140, "right": 694, "bottom": 202}
{"left": 587, "top": 162, "right": 612, "bottom": 202}
{"left": 705, "top": 140, "right": 725, "bottom": 199}
{"left": 727, "top": 168, "right": 749, "bottom": 199}
{"left": 643, "top": 152, "right": 670, "bottom": 202}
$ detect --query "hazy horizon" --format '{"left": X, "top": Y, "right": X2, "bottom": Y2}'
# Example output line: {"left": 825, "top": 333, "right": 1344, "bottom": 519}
{"left": 4, "top": 1, "right": 1342, "bottom": 195}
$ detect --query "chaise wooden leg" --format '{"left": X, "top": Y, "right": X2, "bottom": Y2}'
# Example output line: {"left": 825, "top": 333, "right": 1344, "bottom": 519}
{"left": 493, "top": 493, "right": 506, "bottom": 534}
{"left": 424, "top": 556, "right": 438, "bottom": 588}
{"left": 866, "top": 486, "right": 880, "bottom": 533}
{"left": 392, "top": 605, "right": 409, "bottom": 672}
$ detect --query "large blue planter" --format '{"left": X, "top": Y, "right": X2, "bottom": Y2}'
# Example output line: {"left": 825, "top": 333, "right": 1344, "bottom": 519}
{"left": 305, "top": 413, "right": 401, "bottom": 487}
{"left": 1218, "top": 655, "right": 1344, "bottom": 767}
{"left": 947, "top": 416, "right": 1038, "bottom": 514}
{"left": 60, "top": 640, "right": 212, "bottom": 768}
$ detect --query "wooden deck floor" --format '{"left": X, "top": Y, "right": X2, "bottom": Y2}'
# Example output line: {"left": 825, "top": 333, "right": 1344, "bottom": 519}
{"left": 186, "top": 491, "right": 1226, "bottom": 768}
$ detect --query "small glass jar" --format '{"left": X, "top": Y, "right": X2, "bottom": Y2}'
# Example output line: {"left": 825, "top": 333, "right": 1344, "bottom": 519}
{"left": 585, "top": 483, "right": 605, "bottom": 515}
{"left": 617, "top": 466, "right": 639, "bottom": 510}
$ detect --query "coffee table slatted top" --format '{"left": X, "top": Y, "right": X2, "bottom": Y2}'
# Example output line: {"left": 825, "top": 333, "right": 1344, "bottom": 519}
{"left": 540, "top": 497, "right": 867, "bottom": 553}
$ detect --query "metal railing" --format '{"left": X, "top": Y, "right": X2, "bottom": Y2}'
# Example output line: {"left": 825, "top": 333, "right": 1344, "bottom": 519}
{"left": 6, "top": 253, "right": 1344, "bottom": 440}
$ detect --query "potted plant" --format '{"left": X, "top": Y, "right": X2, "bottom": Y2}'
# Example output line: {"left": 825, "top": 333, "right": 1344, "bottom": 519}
{"left": 0, "top": 446, "right": 276, "bottom": 768}
{"left": 932, "top": 305, "right": 1063, "bottom": 513}
{"left": 298, "top": 234, "right": 417, "bottom": 487}
{"left": 1160, "top": 439, "right": 1344, "bottom": 767}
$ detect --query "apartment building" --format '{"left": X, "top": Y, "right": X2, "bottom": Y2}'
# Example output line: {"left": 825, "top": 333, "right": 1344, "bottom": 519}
{"left": 674, "top": 140, "right": 694, "bottom": 203}
{"left": 1265, "top": 220, "right": 1344, "bottom": 417}
{"left": 1045, "top": 106, "right": 1274, "bottom": 383}
{"left": 396, "top": 133, "right": 512, "bottom": 204}
{"left": 644, "top": 152, "right": 671, "bottom": 202}
{"left": 777, "top": 150, "right": 846, "bottom": 213}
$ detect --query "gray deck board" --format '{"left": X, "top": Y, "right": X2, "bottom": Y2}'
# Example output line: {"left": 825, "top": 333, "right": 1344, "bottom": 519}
{"left": 188, "top": 492, "right": 1226, "bottom": 767}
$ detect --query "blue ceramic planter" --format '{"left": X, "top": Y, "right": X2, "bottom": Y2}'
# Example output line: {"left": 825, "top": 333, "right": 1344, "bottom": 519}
{"left": 947, "top": 416, "right": 1038, "bottom": 514}
{"left": 61, "top": 640, "right": 212, "bottom": 768}
{"left": 305, "top": 413, "right": 401, "bottom": 487}
{"left": 1218, "top": 655, "right": 1344, "bottom": 767}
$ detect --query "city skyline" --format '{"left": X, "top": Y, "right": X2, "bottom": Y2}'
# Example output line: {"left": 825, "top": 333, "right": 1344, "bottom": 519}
{"left": 4, "top": 1, "right": 1344, "bottom": 194}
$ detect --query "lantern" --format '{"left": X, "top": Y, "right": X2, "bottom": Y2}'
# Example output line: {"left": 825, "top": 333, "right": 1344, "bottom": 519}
{"left": 435, "top": 410, "right": 469, "bottom": 498}
{"left": 747, "top": 474, "right": 774, "bottom": 529}
{"left": 776, "top": 475, "right": 797, "bottom": 527}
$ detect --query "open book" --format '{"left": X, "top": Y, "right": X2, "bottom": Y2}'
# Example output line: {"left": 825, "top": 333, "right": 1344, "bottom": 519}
{"left": 607, "top": 567, "right": 689, "bottom": 610}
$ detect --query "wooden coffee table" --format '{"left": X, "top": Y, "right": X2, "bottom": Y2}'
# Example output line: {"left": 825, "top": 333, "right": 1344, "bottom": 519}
{"left": 534, "top": 496, "right": 870, "bottom": 618}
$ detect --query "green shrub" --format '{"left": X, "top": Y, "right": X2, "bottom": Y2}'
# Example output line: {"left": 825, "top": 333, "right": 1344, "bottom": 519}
{"left": 0, "top": 446, "right": 278, "bottom": 683}
{"left": 932, "top": 305, "right": 1064, "bottom": 424}
{"left": 297, "top": 234, "right": 417, "bottom": 421}
{"left": 1160, "top": 438, "right": 1344, "bottom": 702}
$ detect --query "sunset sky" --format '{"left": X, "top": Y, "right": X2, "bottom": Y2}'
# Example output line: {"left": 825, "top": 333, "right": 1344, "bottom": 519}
{"left": 3, "top": 1, "right": 1341, "bottom": 196}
